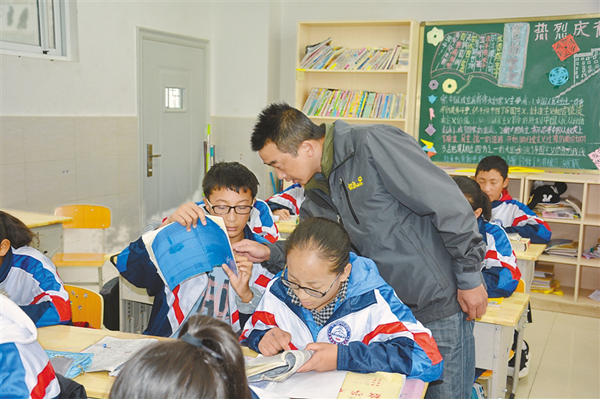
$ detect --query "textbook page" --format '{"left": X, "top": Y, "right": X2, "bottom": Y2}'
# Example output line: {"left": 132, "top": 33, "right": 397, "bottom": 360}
{"left": 338, "top": 371, "right": 405, "bottom": 399}
{"left": 142, "top": 215, "right": 236, "bottom": 290}
{"left": 246, "top": 350, "right": 313, "bottom": 383}
{"left": 82, "top": 336, "right": 158, "bottom": 373}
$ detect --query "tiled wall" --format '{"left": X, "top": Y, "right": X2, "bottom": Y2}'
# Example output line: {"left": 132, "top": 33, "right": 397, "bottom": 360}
{"left": 1, "top": 116, "right": 141, "bottom": 289}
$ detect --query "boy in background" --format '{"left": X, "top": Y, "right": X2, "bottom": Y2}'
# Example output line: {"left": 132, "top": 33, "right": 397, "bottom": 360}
{"left": 116, "top": 162, "right": 275, "bottom": 337}
{"left": 475, "top": 156, "right": 551, "bottom": 244}
{"left": 266, "top": 183, "right": 305, "bottom": 221}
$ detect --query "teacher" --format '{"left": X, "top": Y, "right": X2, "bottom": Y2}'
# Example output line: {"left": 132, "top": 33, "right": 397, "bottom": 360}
{"left": 234, "top": 102, "right": 487, "bottom": 399}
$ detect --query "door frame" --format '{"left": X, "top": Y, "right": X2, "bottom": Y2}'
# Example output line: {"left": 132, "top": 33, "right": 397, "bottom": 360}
{"left": 136, "top": 27, "right": 210, "bottom": 233}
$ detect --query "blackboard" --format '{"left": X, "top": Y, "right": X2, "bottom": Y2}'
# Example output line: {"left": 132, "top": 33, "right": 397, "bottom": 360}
{"left": 417, "top": 14, "right": 600, "bottom": 170}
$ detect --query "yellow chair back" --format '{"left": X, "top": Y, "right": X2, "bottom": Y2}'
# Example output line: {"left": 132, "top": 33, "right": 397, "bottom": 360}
{"left": 516, "top": 279, "right": 526, "bottom": 293}
{"left": 55, "top": 205, "right": 111, "bottom": 229}
{"left": 65, "top": 285, "right": 104, "bottom": 329}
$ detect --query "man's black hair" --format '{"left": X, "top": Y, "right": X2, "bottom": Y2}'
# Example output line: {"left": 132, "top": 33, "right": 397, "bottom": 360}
{"left": 475, "top": 155, "right": 509, "bottom": 180}
{"left": 202, "top": 162, "right": 259, "bottom": 199}
{"left": 251, "top": 102, "right": 325, "bottom": 155}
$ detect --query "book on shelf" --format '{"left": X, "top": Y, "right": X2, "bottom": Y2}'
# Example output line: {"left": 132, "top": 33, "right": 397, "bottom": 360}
{"left": 300, "top": 37, "right": 332, "bottom": 69}
{"left": 246, "top": 350, "right": 313, "bottom": 383}
{"left": 544, "top": 239, "right": 578, "bottom": 258}
{"left": 362, "top": 92, "right": 377, "bottom": 118}
{"left": 507, "top": 233, "right": 531, "bottom": 251}
{"left": 534, "top": 196, "right": 582, "bottom": 219}
{"left": 583, "top": 239, "right": 600, "bottom": 259}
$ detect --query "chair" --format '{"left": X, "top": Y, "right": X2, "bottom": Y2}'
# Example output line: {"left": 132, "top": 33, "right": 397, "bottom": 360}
{"left": 65, "top": 285, "right": 104, "bottom": 329}
{"left": 52, "top": 205, "right": 111, "bottom": 292}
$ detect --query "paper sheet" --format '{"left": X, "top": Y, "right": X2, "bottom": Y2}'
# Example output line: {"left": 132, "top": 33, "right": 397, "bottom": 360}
{"left": 82, "top": 336, "right": 158, "bottom": 373}
{"left": 338, "top": 372, "right": 405, "bottom": 399}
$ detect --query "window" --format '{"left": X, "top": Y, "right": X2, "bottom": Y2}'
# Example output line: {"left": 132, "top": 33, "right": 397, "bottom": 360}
{"left": 1, "top": 0, "right": 68, "bottom": 57}
{"left": 165, "top": 87, "right": 185, "bottom": 110}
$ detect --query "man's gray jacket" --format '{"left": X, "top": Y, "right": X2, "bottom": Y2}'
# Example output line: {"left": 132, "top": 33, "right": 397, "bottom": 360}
{"left": 265, "top": 121, "right": 486, "bottom": 324}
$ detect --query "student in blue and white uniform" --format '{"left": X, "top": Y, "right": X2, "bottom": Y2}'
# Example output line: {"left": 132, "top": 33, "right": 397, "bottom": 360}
{"left": 116, "top": 162, "right": 275, "bottom": 337}
{"left": 0, "top": 294, "right": 61, "bottom": 399}
{"left": 240, "top": 217, "right": 443, "bottom": 382}
{"left": 0, "top": 211, "right": 71, "bottom": 328}
{"left": 453, "top": 176, "right": 521, "bottom": 298}
{"left": 266, "top": 182, "right": 305, "bottom": 221}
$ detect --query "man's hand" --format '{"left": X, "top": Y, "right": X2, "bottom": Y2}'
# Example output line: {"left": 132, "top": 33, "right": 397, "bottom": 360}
{"left": 273, "top": 209, "right": 291, "bottom": 221}
{"left": 297, "top": 343, "right": 338, "bottom": 373}
{"left": 232, "top": 239, "right": 271, "bottom": 263}
{"left": 222, "top": 255, "right": 253, "bottom": 303}
{"left": 457, "top": 284, "right": 488, "bottom": 321}
{"left": 258, "top": 328, "right": 291, "bottom": 356}
{"left": 164, "top": 202, "right": 207, "bottom": 231}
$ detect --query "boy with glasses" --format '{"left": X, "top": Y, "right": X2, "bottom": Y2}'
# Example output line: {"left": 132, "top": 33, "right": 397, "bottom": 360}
{"left": 116, "top": 162, "right": 277, "bottom": 337}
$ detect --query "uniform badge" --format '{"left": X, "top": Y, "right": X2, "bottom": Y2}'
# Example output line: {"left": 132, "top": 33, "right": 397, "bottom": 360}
{"left": 327, "top": 320, "right": 351, "bottom": 345}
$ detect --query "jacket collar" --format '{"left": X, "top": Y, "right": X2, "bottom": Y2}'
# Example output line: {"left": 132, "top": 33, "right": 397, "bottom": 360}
{"left": 477, "top": 216, "right": 488, "bottom": 245}
{"left": 499, "top": 189, "right": 512, "bottom": 202}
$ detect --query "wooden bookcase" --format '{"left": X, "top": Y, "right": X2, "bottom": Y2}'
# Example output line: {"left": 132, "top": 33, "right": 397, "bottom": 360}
{"left": 295, "top": 20, "right": 420, "bottom": 136}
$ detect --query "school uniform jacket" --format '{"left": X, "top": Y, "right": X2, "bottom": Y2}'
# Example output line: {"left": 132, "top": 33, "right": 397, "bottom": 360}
{"left": 240, "top": 253, "right": 444, "bottom": 382}
{"left": 0, "top": 246, "right": 71, "bottom": 327}
{"left": 491, "top": 189, "right": 551, "bottom": 244}
{"left": 266, "top": 183, "right": 305, "bottom": 216}
{"left": 116, "top": 225, "right": 274, "bottom": 337}
{"left": 246, "top": 199, "right": 280, "bottom": 243}
{"left": 478, "top": 217, "right": 521, "bottom": 298}
{"left": 0, "top": 295, "right": 61, "bottom": 399}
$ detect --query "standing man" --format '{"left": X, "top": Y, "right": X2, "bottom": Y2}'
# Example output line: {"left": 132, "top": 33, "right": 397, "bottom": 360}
{"left": 234, "top": 102, "right": 487, "bottom": 399}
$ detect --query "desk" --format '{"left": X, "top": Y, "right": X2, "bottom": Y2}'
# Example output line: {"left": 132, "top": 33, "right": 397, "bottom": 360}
{"left": 474, "top": 292, "right": 530, "bottom": 399}
{"left": 37, "top": 325, "right": 169, "bottom": 399}
{"left": 514, "top": 244, "right": 546, "bottom": 293}
{"left": 276, "top": 218, "right": 298, "bottom": 240}
{"left": 1, "top": 209, "right": 72, "bottom": 259}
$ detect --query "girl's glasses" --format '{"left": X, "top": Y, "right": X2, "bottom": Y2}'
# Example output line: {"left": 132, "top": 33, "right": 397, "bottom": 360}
{"left": 281, "top": 264, "right": 342, "bottom": 298}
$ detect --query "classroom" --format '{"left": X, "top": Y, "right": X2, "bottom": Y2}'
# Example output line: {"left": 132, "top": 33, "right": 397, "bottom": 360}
{"left": 1, "top": 1, "right": 599, "bottom": 399}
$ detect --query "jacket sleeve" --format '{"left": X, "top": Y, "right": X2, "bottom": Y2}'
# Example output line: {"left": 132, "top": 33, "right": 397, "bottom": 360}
{"left": 364, "top": 126, "right": 485, "bottom": 289}
{"left": 262, "top": 241, "right": 286, "bottom": 275}
{"left": 249, "top": 200, "right": 280, "bottom": 243}
{"left": 337, "top": 285, "right": 443, "bottom": 382}
{"left": 239, "top": 287, "right": 279, "bottom": 353}
{"left": 115, "top": 237, "right": 165, "bottom": 297}
{"left": 266, "top": 184, "right": 305, "bottom": 215}
{"left": 502, "top": 202, "right": 552, "bottom": 244}
{"left": 484, "top": 225, "right": 520, "bottom": 279}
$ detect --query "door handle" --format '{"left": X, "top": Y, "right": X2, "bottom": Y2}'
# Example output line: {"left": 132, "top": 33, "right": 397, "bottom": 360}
{"left": 147, "top": 144, "right": 162, "bottom": 177}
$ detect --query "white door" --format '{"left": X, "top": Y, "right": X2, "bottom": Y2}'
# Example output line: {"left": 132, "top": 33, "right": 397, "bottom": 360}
{"left": 138, "top": 28, "right": 209, "bottom": 230}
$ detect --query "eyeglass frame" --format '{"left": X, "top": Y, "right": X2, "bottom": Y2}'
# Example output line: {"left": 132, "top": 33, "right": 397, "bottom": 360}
{"left": 281, "top": 264, "right": 343, "bottom": 298}
{"left": 204, "top": 198, "right": 253, "bottom": 215}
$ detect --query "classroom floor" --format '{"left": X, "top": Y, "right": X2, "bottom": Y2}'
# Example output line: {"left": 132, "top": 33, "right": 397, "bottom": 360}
{"left": 510, "top": 309, "right": 600, "bottom": 399}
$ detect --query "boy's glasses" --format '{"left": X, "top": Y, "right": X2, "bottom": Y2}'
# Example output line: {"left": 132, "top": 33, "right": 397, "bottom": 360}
{"left": 204, "top": 199, "right": 252, "bottom": 215}
{"left": 281, "top": 264, "right": 342, "bottom": 298}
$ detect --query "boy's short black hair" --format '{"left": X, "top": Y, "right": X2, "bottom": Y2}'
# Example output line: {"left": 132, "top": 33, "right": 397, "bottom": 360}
{"left": 202, "top": 162, "right": 259, "bottom": 199}
{"left": 476, "top": 155, "right": 509, "bottom": 180}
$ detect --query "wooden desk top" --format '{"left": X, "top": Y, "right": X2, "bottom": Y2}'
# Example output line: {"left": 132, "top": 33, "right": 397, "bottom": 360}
{"left": 514, "top": 244, "right": 546, "bottom": 261}
{"left": 1, "top": 209, "right": 72, "bottom": 228}
{"left": 38, "top": 325, "right": 169, "bottom": 399}
{"left": 276, "top": 219, "right": 299, "bottom": 234}
{"left": 476, "top": 292, "right": 530, "bottom": 327}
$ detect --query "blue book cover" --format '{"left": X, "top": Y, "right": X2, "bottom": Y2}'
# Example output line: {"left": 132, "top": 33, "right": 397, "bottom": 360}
{"left": 147, "top": 215, "right": 236, "bottom": 291}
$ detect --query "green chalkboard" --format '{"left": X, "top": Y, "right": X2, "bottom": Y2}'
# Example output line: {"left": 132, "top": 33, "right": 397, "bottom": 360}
{"left": 417, "top": 14, "right": 600, "bottom": 170}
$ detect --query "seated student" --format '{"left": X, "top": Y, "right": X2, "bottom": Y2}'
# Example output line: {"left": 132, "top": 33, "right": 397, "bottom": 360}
{"left": 0, "top": 211, "right": 71, "bottom": 327}
{"left": 475, "top": 155, "right": 551, "bottom": 244}
{"left": 0, "top": 294, "right": 61, "bottom": 399}
{"left": 266, "top": 182, "right": 305, "bottom": 221}
{"left": 240, "top": 217, "right": 443, "bottom": 382}
{"left": 116, "top": 162, "right": 275, "bottom": 337}
{"left": 453, "top": 176, "right": 521, "bottom": 298}
{"left": 110, "top": 314, "right": 257, "bottom": 399}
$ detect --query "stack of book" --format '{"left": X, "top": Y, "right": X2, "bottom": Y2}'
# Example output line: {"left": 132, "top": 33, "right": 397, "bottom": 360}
{"left": 534, "top": 197, "right": 581, "bottom": 220}
{"left": 507, "top": 233, "right": 531, "bottom": 252}
{"left": 299, "top": 38, "right": 410, "bottom": 71}
{"left": 531, "top": 263, "right": 561, "bottom": 294}
{"left": 301, "top": 88, "right": 406, "bottom": 119}
{"left": 544, "top": 238, "right": 578, "bottom": 258}
{"left": 583, "top": 239, "right": 600, "bottom": 259}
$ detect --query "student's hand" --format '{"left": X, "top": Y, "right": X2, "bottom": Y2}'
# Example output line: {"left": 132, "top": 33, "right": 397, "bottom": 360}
{"left": 297, "top": 343, "right": 338, "bottom": 373}
{"left": 258, "top": 328, "right": 291, "bottom": 356}
{"left": 164, "top": 202, "right": 207, "bottom": 231}
{"left": 232, "top": 239, "right": 271, "bottom": 263}
{"left": 273, "top": 209, "right": 291, "bottom": 221}
{"left": 457, "top": 284, "right": 488, "bottom": 321}
{"left": 222, "top": 255, "right": 253, "bottom": 303}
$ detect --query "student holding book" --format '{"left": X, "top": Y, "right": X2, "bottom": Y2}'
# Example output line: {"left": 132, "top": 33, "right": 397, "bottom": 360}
{"left": 110, "top": 314, "right": 258, "bottom": 399}
{"left": 116, "top": 162, "right": 276, "bottom": 337}
{"left": 0, "top": 211, "right": 71, "bottom": 328}
{"left": 240, "top": 217, "right": 443, "bottom": 382}
{"left": 234, "top": 102, "right": 485, "bottom": 399}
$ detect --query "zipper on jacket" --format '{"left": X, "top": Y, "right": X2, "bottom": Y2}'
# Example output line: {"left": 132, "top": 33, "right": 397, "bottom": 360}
{"left": 339, "top": 177, "right": 360, "bottom": 225}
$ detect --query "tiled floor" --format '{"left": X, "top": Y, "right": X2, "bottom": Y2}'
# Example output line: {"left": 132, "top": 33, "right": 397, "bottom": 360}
{"left": 511, "top": 310, "right": 600, "bottom": 399}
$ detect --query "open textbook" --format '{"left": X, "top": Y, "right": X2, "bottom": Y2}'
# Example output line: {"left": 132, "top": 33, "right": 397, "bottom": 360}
{"left": 82, "top": 336, "right": 158, "bottom": 375}
{"left": 142, "top": 215, "right": 236, "bottom": 290}
{"left": 246, "top": 350, "right": 314, "bottom": 383}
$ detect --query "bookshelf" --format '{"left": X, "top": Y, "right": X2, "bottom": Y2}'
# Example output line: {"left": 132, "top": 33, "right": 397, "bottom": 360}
{"left": 296, "top": 20, "right": 420, "bottom": 136}
{"left": 522, "top": 173, "right": 600, "bottom": 308}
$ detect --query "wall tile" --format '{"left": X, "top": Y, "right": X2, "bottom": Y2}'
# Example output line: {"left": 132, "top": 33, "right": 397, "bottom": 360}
{"left": 1, "top": 163, "right": 27, "bottom": 209}
{"left": 24, "top": 160, "right": 77, "bottom": 209}
{"left": 23, "top": 117, "right": 76, "bottom": 163}
{"left": 117, "top": 117, "right": 139, "bottom": 156}
{"left": 1, "top": 117, "right": 25, "bottom": 165}
{"left": 75, "top": 117, "right": 119, "bottom": 159}
{"left": 76, "top": 156, "right": 119, "bottom": 199}
{"left": 118, "top": 153, "right": 140, "bottom": 194}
